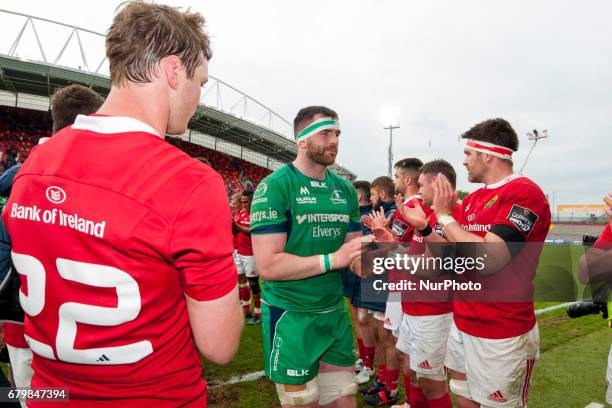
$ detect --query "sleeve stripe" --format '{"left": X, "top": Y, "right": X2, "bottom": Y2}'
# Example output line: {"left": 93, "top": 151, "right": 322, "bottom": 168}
{"left": 251, "top": 224, "right": 288, "bottom": 234}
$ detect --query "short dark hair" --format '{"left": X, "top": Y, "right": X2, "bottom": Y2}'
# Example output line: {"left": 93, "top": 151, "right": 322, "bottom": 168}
{"left": 394, "top": 157, "right": 423, "bottom": 177}
{"left": 371, "top": 176, "right": 395, "bottom": 197}
{"left": 51, "top": 85, "right": 104, "bottom": 134}
{"left": 461, "top": 118, "right": 519, "bottom": 152}
{"left": 418, "top": 159, "right": 457, "bottom": 189}
{"left": 241, "top": 189, "right": 254, "bottom": 198}
{"left": 293, "top": 106, "right": 338, "bottom": 139}
{"left": 353, "top": 180, "right": 371, "bottom": 201}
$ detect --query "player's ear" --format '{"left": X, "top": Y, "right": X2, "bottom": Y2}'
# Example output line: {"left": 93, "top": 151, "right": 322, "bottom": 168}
{"left": 162, "top": 55, "right": 182, "bottom": 91}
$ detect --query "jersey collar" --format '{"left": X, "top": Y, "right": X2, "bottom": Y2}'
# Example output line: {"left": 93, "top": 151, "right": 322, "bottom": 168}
{"left": 484, "top": 174, "right": 522, "bottom": 189}
{"left": 72, "top": 115, "right": 162, "bottom": 138}
{"left": 403, "top": 194, "right": 422, "bottom": 204}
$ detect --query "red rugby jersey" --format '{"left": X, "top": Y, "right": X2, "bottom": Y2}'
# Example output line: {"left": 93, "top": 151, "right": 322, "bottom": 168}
{"left": 234, "top": 209, "right": 253, "bottom": 256}
{"left": 388, "top": 196, "right": 429, "bottom": 291}
{"left": 454, "top": 174, "right": 550, "bottom": 339}
{"left": 2, "top": 115, "right": 237, "bottom": 407}
{"left": 594, "top": 223, "right": 611, "bottom": 248}
{"left": 402, "top": 202, "right": 461, "bottom": 316}
{"left": 390, "top": 195, "right": 424, "bottom": 243}
{"left": 3, "top": 322, "right": 28, "bottom": 348}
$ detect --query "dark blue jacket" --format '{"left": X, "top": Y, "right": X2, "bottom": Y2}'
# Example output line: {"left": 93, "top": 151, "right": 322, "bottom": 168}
{"left": 359, "top": 204, "right": 373, "bottom": 235}
{"left": 0, "top": 163, "right": 21, "bottom": 198}
{"left": 0, "top": 163, "right": 23, "bottom": 322}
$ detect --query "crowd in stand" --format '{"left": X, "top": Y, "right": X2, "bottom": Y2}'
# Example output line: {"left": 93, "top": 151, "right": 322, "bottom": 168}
{"left": 167, "top": 137, "right": 270, "bottom": 194}
{"left": 0, "top": 107, "right": 51, "bottom": 172}
{"left": 0, "top": 106, "right": 270, "bottom": 195}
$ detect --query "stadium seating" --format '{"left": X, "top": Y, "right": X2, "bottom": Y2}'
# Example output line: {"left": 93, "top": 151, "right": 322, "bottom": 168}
{"left": 166, "top": 137, "right": 270, "bottom": 194}
{"left": 0, "top": 106, "right": 270, "bottom": 194}
{"left": 0, "top": 106, "right": 51, "bottom": 171}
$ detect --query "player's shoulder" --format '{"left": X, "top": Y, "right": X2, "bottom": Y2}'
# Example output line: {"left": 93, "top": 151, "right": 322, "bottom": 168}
{"left": 256, "top": 165, "right": 294, "bottom": 193}
{"left": 597, "top": 223, "right": 612, "bottom": 243}
{"left": 502, "top": 175, "right": 546, "bottom": 200}
{"left": 327, "top": 169, "right": 353, "bottom": 190}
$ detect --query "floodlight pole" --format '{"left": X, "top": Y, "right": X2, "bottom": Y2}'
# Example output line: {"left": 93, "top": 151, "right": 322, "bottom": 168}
{"left": 385, "top": 124, "right": 399, "bottom": 178}
{"left": 550, "top": 191, "right": 556, "bottom": 221}
{"left": 519, "top": 129, "right": 548, "bottom": 175}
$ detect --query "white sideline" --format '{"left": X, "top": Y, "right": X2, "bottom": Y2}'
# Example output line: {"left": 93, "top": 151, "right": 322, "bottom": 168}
{"left": 584, "top": 403, "right": 604, "bottom": 408}
{"left": 534, "top": 302, "right": 576, "bottom": 316}
{"left": 212, "top": 303, "right": 577, "bottom": 388}
{"left": 210, "top": 370, "right": 265, "bottom": 388}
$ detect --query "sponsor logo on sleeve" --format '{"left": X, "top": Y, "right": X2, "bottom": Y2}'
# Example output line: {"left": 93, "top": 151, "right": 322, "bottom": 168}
{"left": 255, "top": 182, "right": 268, "bottom": 197}
{"left": 391, "top": 219, "right": 408, "bottom": 237}
{"left": 507, "top": 204, "right": 538, "bottom": 235}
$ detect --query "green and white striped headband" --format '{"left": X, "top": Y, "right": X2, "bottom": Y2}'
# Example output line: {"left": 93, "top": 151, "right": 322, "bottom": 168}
{"left": 296, "top": 117, "right": 340, "bottom": 142}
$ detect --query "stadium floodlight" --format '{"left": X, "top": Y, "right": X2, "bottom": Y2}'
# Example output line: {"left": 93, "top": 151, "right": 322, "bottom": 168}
{"left": 519, "top": 129, "right": 548, "bottom": 174}
{"left": 380, "top": 107, "right": 400, "bottom": 178}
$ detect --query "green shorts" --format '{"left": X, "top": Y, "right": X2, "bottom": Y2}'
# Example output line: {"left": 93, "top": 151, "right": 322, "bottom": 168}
{"left": 262, "top": 302, "right": 355, "bottom": 385}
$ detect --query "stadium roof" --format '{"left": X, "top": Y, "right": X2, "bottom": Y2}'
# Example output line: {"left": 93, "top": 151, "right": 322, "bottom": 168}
{"left": 0, "top": 9, "right": 356, "bottom": 180}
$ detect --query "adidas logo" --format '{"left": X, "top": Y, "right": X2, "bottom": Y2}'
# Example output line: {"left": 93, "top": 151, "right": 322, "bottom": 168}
{"left": 417, "top": 360, "right": 432, "bottom": 370}
{"left": 487, "top": 390, "right": 507, "bottom": 403}
{"left": 96, "top": 354, "right": 110, "bottom": 362}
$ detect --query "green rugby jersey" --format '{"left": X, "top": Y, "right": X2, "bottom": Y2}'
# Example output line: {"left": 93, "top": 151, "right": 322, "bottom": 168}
{"left": 251, "top": 163, "right": 361, "bottom": 312}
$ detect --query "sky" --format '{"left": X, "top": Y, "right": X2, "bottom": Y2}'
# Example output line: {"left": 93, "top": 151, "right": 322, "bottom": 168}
{"left": 1, "top": 0, "right": 611, "bottom": 208}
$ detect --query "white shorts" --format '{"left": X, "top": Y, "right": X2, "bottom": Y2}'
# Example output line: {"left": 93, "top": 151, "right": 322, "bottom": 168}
{"left": 396, "top": 313, "right": 452, "bottom": 380}
{"left": 383, "top": 293, "right": 403, "bottom": 337}
{"left": 445, "top": 321, "right": 539, "bottom": 407}
{"left": 235, "top": 253, "right": 257, "bottom": 277}
{"left": 7, "top": 345, "right": 34, "bottom": 388}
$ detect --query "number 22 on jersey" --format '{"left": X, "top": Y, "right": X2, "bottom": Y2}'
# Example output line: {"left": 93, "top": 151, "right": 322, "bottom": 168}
{"left": 13, "top": 252, "right": 153, "bottom": 365}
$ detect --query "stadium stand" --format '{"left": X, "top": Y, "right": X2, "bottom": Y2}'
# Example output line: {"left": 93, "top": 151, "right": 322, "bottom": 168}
{"left": 0, "top": 106, "right": 51, "bottom": 171}
{"left": 167, "top": 137, "right": 270, "bottom": 194}
{"left": 0, "top": 106, "right": 270, "bottom": 194}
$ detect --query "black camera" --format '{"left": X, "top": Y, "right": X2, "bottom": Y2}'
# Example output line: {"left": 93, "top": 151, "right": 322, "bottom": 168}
{"left": 566, "top": 284, "right": 609, "bottom": 319}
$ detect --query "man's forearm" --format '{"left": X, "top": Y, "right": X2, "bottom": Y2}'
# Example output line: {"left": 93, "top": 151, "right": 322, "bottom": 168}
{"left": 580, "top": 249, "right": 612, "bottom": 284}
{"left": 442, "top": 221, "right": 484, "bottom": 243}
{"left": 258, "top": 252, "right": 326, "bottom": 281}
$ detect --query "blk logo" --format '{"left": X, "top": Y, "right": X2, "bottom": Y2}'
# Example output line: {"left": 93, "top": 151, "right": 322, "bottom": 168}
{"left": 46, "top": 186, "right": 66, "bottom": 204}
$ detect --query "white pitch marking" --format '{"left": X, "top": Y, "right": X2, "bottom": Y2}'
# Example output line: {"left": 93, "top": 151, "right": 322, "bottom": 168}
{"left": 584, "top": 402, "right": 604, "bottom": 408}
{"left": 534, "top": 302, "right": 576, "bottom": 316}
